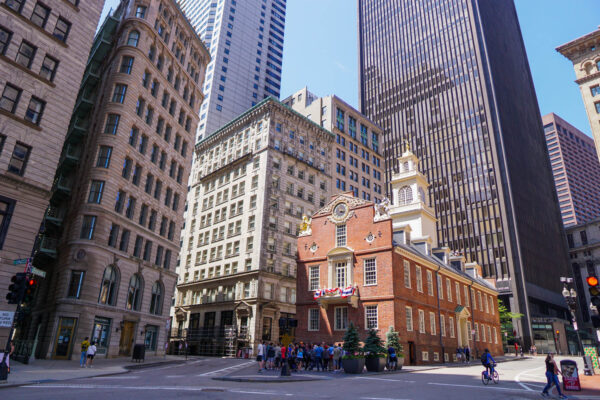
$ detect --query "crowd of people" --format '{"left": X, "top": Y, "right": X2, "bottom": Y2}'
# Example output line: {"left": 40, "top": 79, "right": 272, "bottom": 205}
{"left": 255, "top": 341, "right": 344, "bottom": 373}
{"left": 455, "top": 346, "right": 472, "bottom": 362}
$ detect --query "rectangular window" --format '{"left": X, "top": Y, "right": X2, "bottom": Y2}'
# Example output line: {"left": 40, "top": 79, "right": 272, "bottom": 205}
{"left": 455, "top": 282, "right": 461, "bottom": 305}
{"left": 440, "top": 314, "right": 446, "bottom": 336}
{"left": 449, "top": 317, "right": 455, "bottom": 338}
{"left": 8, "top": 142, "right": 30, "bottom": 175}
{"left": 416, "top": 265, "right": 423, "bottom": 292}
{"left": 335, "top": 262, "right": 347, "bottom": 287}
{"left": 0, "top": 83, "right": 21, "bottom": 113}
{"left": 465, "top": 286, "right": 470, "bottom": 307}
{"left": 336, "top": 223, "right": 346, "bottom": 246}
{"left": 404, "top": 260, "right": 411, "bottom": 288}
{"left": 0, "top": 26, "right": 11, "bottom": 55}
{"left": 437, "top": 274, "right": 443, "bottom": 299}
{"left": 427, "top": 270, "right": 433, "bottom": 296}
{"left": 80, "top": 215, "right": 97, "bottom": 239}
{"left": 66, "top": 271, "right": 85, "bottom": 298}
{"left": 87, "top": 180, "right": 104, "bottom": 203}
{"left": 40, "top": 55, "right": 58, "bottom": 81}
{"left": 108, "top": 223, "right": 119, "bottom": 247}
{"left": 334, "top": 307, "right": 348, "bottom": 330}
{"left": 429, "top": 312, "right": 436, "bottom": 335}
{"left": 475, "top": 323, "right": 480, "bottom": 341}
{"left": 0, "top": 196, "right": 16, "bottom": 249}
{"left": 418, "top": 309, "right": 425, "bottom": 333}
{"left": 112, "top": 84, "right": 127, "bottom": 103}
{"left": 143, "top": 240, "right": 152, "bottom": 261}
{"left": 120, "top": 56, "right": 134, "bottom": 74}
{"left": 25, "top": 96, "right": 45, "bottom": 125}
{"left": 133, "top": 235, "right": 143, "bottom": 257}
{"left": 364, "top": 258, "right": 377, "bottom": 285}
{"left": 53, "top": 17, "right": 71, "bottom": 42}
{"left": 119, "top": 229, "right": 130, "bottom": 252}
{"left": 30, "top": 2, "right": 50, "bottom": 27}
{"left": 308, "top": 308, "right": 319, "bottom": 331}
{"left": 365, "top": 305, "right": 378, "bottom": 329}
{"left": 104, "top": 114, "right": 120, "bottom": 134}
{"left": 309, "top": 266, "right": 320, "bottom": 291}
{"left": 446, "top": 278, "right": 452, "bottom": 302}
{"left": 406, "top": 306, "right": 413, "bottom": 331}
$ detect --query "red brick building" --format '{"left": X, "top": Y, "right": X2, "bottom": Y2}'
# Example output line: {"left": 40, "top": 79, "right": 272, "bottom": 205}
{"left": 296, "top": 149, "right": 503, "bottom": 365}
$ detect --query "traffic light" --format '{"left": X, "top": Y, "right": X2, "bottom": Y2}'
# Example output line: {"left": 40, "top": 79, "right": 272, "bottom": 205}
{"left": 23, "top": 277, "right": 38, "bottom": 305}
{"left": 588, "top": 276, "right": 600, "bottom": 310}
{"left": 6, "top": 273, "right": 27, "bottom": 304}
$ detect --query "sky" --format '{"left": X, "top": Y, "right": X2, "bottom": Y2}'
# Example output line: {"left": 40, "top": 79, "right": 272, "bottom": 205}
{"left": 100, "top": 0, "right": 600, "bottom": 137}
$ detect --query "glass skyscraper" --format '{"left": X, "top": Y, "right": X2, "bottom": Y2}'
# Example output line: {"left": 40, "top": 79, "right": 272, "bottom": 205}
{"left": 178, "top": 0, "right": 286, "bottom": 141}
{"left": 358, "top": 0, "right": 570, "bottom": 347}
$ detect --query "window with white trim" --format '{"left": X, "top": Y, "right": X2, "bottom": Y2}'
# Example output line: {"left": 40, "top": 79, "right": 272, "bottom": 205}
{"left": 427, "top": 270, "right": 433, "bottom": 296}
{"left": 488, "top": 325, "right": 492, "bottom": 343}
{"left": 464, "top": 286, "right": 470, "bottom": 307}
{"left": 446, "top": 278, "right": 452, "bottom": 302}
{"left": 336, "top": 223, "right": 346, "bottom": 247}
{"left": 335, "top": 262, "right": 347, "bottom": 287}
{"left": 484, "top": 294, "right": 489, "bottom": 313}
{"left": 437, "top": 274, "right": 443, "bottom": 299}
{"left": 404, "top": 260, "right": 411, "bottom": 288}
{"left": 478, "top": 291, "right": 483, "bottom": 311}
{"left": 334, "top": 306, "right": 348, "bottom": 330}
{"left": 308, "top": 308, "right": 319, "bottom": 331}
{"left": 418, "top": 309, "right": 425, "bottom": 333}
{"left": 422, "top": 351, "right": 429, "bottom": 361}
{"left": 433, "top": 352, "right": 439, "bottom": 361}
{"left": 365, "top": 305, "right": 378, "bottom": 329}
{"left": 406, "top": 306, "right": 413, "bottom": 331}
{"left": 455, "top": 282, "right": 461, "bottom": 305}
{"left": 493, "top": 327, "right": 498, "bottom": 344}
{"left": 416, "top": 265, "right": 423, "bottom": 292}
{"left": 364, "top": 258, "right": 377, "bottom": 286}
{"left": 467, "top": 321, "right": 472, "bottom": 340}
{"left": 429, "top": 312, "right": 436, "bottom": 335}
{"left": 309, "top": 266, "right": 320, "bottom": 291}
{"left": 475, "top": 323, "right": 480, "bottom": 341}
{"left": 440, "top": 315, "right": 446, "bottom": 336}
{"left": 449, "top": 317, "right": 455, "bottom": 338}
{"left": 490, "top": 295, "right": 495, "bottom": 315}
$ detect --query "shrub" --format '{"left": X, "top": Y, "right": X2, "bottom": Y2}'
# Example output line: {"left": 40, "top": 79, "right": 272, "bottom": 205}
{"left": 342, "top": 322, "right": 363, "bottom": 358}
{"left": 386, "top": 326, "right": 404, "bottom": 357}
{"left": 364, "top": 328, "right": 386, "bottom": 358}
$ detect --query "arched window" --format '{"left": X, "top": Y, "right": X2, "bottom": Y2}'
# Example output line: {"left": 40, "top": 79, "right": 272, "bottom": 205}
{"left": 126, "top": 274, "right": 142, "bottom": 311}
{"left": 98, "top": 265, "right": 119, "bottom": 305}
{"left": 149, "top": 281, "right": 163, "bottom": 315}
{"left": 127, "top": 30, "right": 140, "bottom": 47}
{"left": 398, "top": 186, "right": 413, "bottom": 205}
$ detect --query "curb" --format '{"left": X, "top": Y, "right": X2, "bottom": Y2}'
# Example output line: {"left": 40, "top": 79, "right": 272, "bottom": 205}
{"left": 213, "top": 375, "right": 331, "bottom": 383}
{"left": 124, "top": 360, "right": 188, "bottom": 370}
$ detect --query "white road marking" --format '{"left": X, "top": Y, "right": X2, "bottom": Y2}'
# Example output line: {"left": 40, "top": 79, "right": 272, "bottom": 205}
{"left": 353, "top": 376, "right": 416, "bottom": 383}
{"left": 196, "top": 361, "right": 254, "bottom": 376}
{"left": 92, "top": 376, "right": 138, "bottom": 379}
{"left": 515, "top": 366, "right": 544, "bottom": 391}
{"left": 427, "top": 382, "right": 530, "bottom": 392}
{"left": 230, "top": 389, "right": 293, "bottom": 396}
{"left": 165, "top": 375, "right": 186, "bottom": 378}
{"left": 25, "top": 384, "right": 224, "bottom": 392}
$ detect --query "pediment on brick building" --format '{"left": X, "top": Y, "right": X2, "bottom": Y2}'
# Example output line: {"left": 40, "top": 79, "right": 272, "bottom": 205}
{"left": 313, "top": 193, "right": 371, "bottom": 218}
{"left": 327, "top": 246, "right": 354, "bottom": 259}
{"left": 455, "top": 305, "right": 471, "bottom": 318}
{"left": 234, "top": 301, "right": 253, "bottom": 317}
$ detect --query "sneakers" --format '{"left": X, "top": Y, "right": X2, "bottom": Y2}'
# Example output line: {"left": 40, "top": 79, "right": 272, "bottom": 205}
{"left": 559, "top": 395, "right": 568, "bottom": 399}
{"left": 540, "top": 393, "right": 548, "bottom": 398}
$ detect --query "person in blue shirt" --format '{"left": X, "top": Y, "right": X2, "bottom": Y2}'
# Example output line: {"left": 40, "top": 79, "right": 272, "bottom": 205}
{"left": 387, "top": 346, "right": 397, "bottom": 371}
{"left": 313, "top": 344, "right": 323, "bottom": 371}
{"left": 481, "top": 348, "right": 496, "bottom": 378}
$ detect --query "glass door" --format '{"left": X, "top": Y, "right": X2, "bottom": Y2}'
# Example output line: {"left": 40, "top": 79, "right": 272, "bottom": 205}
{"left": 54, "top": 317, "right": 77, "bottom": 359}
{"left": 91, "top": 317, "right": 112, "bottom": 356}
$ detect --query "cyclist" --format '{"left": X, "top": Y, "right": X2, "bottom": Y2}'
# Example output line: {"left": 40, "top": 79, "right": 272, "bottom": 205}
{"left": 480, "top": 348, "right": 496, "bottom": 379}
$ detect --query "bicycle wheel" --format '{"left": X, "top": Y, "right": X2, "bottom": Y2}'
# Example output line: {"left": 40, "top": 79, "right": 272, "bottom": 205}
{"left": 482, "top": 371, "right": 489, "bottom": 385}
{"left": 492, "top": 370, "right": 499, "bottom": 384}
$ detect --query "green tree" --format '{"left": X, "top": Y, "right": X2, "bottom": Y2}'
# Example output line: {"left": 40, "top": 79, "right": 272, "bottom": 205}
{"left": 498, "top": 299, "right": 523, "bottom": 345}
{"left": 386, "top": 326, "right": 403, "bottom": 357}
{"left": 363, "top": 329, "right": 386, "bottom": 358}
{"left": 342, "top": 322, "right": 362, "bottom": 357}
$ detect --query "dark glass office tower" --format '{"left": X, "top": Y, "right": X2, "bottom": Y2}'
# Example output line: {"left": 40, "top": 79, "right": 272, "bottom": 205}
{"left": 358, "top": 0, "right": 570, "bottom": 347}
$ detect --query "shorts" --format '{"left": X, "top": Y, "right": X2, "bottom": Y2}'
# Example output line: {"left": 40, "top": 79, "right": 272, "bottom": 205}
{"left": 256, "top": 355, "right": 263, "bottom": 362}
{"left": 267, "top": 357, "right": 274, "bottom": 363}
{"left": 389, "top": 356, "right": 397, "bottom": 363}
{"left": 87, "top": 354, "right": 95, "bottom": 359}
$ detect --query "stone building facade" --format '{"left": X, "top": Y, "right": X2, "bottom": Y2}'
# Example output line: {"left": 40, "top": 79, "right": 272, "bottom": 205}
{"left": 296, "top": 149, "right": 502, "bottom": 365}
{"left": 173, "top": 97, "right": 334, "bottom": 356}
{"left": 557, "top": 27, "right": 600, "bottom": 163}
{"left": 0, "top": 0, "right": 104, "bottom": 344}
{"left": 27, "top": 0, "right": 208, "bottom": 359}
{"left": 283, "top": 87, "right": 385, "bottom": 204}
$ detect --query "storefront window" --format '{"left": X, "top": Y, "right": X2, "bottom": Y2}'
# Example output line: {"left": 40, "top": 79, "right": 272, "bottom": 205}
{"left": 144, "top": 325, "right": 158, "bottom": 351}
{"left": 91, "top": 317, "right": 112, "bottom": 355}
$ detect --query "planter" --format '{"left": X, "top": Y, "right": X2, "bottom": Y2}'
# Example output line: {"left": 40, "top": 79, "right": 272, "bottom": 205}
{"left": 365, "top": 357, "right": 386, "bottom": 372}
{"left": 342, "top": 357, "right": 365, "bottom": 374}
{"left": 397, "top": 356, "right": 405, "bottom": 370}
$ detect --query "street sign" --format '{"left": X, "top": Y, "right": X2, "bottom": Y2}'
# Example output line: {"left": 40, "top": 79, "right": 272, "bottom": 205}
{"left": 12, "top": 258, "right": 30, "bottom": 265}
{"left": 30, "top": 267, "right": 46, "bottom": 278}
{"left": 0, "top": 311, "right": 14, "bottom": 328}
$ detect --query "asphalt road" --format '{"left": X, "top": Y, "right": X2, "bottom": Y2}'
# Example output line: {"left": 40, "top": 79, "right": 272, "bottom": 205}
{"left": 0, "top": 356, "right": 580, "bottom": 399}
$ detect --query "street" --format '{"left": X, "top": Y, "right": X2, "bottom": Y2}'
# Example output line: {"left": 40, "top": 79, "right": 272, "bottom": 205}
{"left": 0, "top": 356, "right": 585, "bottom": 399}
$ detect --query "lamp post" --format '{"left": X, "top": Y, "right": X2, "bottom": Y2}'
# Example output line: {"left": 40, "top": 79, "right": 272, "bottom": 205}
{"left": 560, "top": 277, "right": 584, "bottom": 356}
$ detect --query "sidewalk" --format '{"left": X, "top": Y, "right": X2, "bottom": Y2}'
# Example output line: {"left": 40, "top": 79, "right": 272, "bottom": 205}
{"left": 0, "top": 354, "right": 192, "bottom": 389}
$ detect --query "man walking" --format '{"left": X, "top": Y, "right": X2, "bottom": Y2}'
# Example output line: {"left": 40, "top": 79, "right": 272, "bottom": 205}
{"left": 86, "top": 341, "right": 97, "bottom": 368}
{"left": 80, "top": 337, "right": 90, "bottom": 367}
{"left": 314, "top": 343, "right": 323, "bottom": 371}
{"left": 256, "top": 341, "right": 266, "bottom": 372}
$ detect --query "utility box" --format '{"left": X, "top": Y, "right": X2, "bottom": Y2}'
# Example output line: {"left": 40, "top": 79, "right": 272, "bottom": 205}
{"left": 132, "top": 344, "right": 145, "bottom": 363}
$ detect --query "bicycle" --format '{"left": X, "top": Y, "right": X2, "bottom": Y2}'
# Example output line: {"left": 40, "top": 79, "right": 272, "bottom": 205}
{"left": 481, "top": 363, "right": 499, "bottom": 385}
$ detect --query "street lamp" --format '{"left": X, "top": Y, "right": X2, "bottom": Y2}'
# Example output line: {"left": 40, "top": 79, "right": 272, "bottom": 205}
{"left": 560, "top": 276, "right": 584, "bottom": 356}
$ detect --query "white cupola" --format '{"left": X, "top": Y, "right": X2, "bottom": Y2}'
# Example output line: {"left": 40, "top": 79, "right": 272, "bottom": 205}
{"left": 389, "top": 142, "right": 438, "bottom": 254}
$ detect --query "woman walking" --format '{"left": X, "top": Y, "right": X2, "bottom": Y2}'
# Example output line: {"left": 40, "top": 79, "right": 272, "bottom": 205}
{"left": 541, "top": 353, "right": 567, "bottom": 399}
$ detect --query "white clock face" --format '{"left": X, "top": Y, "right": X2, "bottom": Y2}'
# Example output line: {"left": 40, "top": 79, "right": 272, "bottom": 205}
{"left": 333, "top": 203, "right": 347, "bottom": 218}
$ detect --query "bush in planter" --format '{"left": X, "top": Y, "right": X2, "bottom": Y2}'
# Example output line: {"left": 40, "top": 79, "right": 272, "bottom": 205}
{"left": 385, "top": 326, "right": 404, "bottom": 357}
{"left": 342, "top": 323, "right": 365, "bottom": 374}
{"left": 364, "top": 328, "right": 387, "bottom": 372}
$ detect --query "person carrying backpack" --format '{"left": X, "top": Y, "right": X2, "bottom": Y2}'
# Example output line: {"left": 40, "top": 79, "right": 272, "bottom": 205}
{"left": 481, "top": 348, "right": 495, "bottom": 379}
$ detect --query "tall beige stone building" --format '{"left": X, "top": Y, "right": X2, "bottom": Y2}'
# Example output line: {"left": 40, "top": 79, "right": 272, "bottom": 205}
{"left": 284, "top": 88, "right": 385, "bottom": 203}
{"left": 172, "top": 97, "right": 334, "bottom": 356}
{"left": 23, "top": 0, "right": 208, "bottom": 360}
{"left": 557, "top": 27, "right": 600, "bottom": 162}
{"left": 0, "top": 0, "right": 105, "bottom": 345}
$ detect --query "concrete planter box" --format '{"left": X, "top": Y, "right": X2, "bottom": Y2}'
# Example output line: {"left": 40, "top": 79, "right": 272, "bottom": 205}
{"left": 342, "top": 357, "right": 365, "bottom": 374}
{"left": 365, "top": 357, "right": 386, "bottom": 372}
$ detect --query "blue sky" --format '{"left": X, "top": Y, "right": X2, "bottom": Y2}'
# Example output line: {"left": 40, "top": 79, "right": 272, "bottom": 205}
{"left": 101, "top": 0, "right": 599, "bottom": 136}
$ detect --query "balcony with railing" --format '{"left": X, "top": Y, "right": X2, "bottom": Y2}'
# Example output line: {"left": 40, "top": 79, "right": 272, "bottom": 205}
{"left": 53, "top": 174, "right": 74, "bottom": 194}
{"left": 39, "top": 235, "right": 59, "bottom": 257}
{"left": 58, "top": 143, "right": 83, "bottom": 168}
{"left": 314, "top": 286, "right": 359, "bottom": 309}
{"left": 44, "top": 205, "right": 66, "bottom": 227}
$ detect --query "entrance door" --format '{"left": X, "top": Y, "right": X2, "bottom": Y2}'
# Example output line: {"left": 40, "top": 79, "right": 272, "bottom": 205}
{"left": 119, "top": 321, "right": 135, "bottom": 356}
{"left": 54, "top": 317, "right": 77, "bottom": 359}
{"left": 408, "top": 341, "right": 416, "bottom": 365}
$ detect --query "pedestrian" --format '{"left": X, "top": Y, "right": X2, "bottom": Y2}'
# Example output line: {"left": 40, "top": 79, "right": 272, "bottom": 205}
{"left": 328, "top": 343, "right": 335, "bottom": 371}
{"left": 86, "top": 341, "right": 97, "bottom": 368}
{"left": 514, "top": 342, "right": 519, "bottom": 357}
{"left": 275, "top": 343, "right": 281, "bottom": 369}
{"left": 456, "top": 348, "right": 462, "bottom": 363}
{"left": 296, "top": 345, "right": 304, "bottom": 371}
{"left": 541, "top": 353, "right": 567, "bottom": 399}
{"left": 465, "top": 346, "right": 471, "bottom": 363}
{"left": 257, "top": 341, "right": 265, "bottom": 372}
{"left": 333, "top": 344, "right": 342, "bottom": 371}
{"left": 322, "top": 343, "right": 329, "bottom": 371}
{"left": 520, "top": 346, "right": 524, "bottom": 358}
{"left": 314, "top": 343, "right": 323, "bottom": 371}
{"left": 80, "top": 336, "right": 90, "bottom": 367}
{"left": 387, "top": 344, "right": 397, "bottom": 371}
